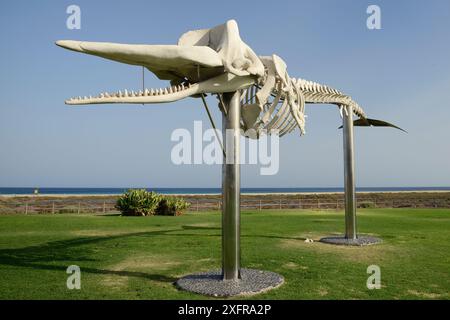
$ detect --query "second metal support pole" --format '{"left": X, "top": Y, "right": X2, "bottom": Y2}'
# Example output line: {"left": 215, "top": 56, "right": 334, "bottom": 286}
{"left": 343, "top": 105, "right": 357, "bottom": 240}
{"left": 221, "top": 92, "right": 241, "bottom": 281}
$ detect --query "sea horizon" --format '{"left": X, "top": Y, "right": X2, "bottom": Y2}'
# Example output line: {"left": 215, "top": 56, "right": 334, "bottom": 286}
{"left": 1, "top": 186, "right": 449, "bottom": 195}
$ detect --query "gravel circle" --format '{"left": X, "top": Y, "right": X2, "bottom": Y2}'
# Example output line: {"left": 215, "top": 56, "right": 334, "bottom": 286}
{"left": 175, "top": 268, "right": 284, "bottom": 297}
{"left": 319, "top": 235, "right": 382, "bottom": 246}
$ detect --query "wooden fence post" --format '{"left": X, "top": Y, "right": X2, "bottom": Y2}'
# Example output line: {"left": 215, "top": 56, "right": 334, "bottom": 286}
{"left": 52, "top": 202, "right": 55, "bottom": 214}
{"left": 25, "top": 203, "right": 28, "bottom": 215}
{"left": 103, "top": 201, "right": 106, "bottom": 214}
{"left": 78, "top": 202, "right": 80, "bottom": 214}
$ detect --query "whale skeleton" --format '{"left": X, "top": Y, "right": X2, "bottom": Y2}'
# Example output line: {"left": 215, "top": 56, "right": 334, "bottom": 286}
{"left": 56, "top": 19, "right": 404, "bottom": 139}
{"left": 56, "top": 19, "right": 405, "bottom": 285}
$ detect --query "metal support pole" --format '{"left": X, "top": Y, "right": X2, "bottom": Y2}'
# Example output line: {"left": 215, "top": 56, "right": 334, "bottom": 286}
{"left": 221, "top": 91, "right": 241, "bottom": 280}
{"left": 343, "top": 105, "right": 357, "bottom": 239}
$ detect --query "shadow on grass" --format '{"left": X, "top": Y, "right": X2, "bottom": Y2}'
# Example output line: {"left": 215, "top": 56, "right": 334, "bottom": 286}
{"left": 181, "top": 225, "right": 221, "bottom": 231}
{"left": 179, "top": 225, "right": 307, "bottom": 241}
{"left": 0, "top": 229, "right": 181, "bottom": 284}
{"left": 0, "top": 225, "right": 305, "bottom": 285}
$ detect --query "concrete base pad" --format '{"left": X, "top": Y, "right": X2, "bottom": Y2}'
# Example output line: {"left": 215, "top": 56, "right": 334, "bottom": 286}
{"left": 319, "top": 235, "right": 382, "bottom": 246}
{"left": 175, "top": 268, "right": 284, "bottom": 297}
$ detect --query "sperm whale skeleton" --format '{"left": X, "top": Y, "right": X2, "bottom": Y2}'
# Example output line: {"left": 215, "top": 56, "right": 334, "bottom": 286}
{"left": 56, "top": 20, "right": 403, "bottom": 138}
{"left": 57, "top": 20, "right": 402, "bottom": 290}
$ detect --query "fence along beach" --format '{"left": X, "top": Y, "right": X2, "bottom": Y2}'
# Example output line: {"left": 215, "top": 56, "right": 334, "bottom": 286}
{"left": 1, "top": 189, "right": 449, "bottom": 214}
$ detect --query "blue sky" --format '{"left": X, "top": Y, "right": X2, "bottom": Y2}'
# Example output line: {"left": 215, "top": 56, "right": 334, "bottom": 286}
{"left": 0, "top": 0, "right": 449, "bottom": 188}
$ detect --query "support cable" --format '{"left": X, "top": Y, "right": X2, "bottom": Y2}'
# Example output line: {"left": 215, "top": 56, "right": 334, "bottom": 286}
{"left": 200, "top": 94, "right": 226, "bottom": 157}
{"left": 142, "top": 66, "right": 145, "bottom": 106}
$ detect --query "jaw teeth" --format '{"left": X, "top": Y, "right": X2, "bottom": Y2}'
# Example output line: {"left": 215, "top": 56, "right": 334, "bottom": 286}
{"left": 70, "top": 82, "right": 193, "bottom": 101}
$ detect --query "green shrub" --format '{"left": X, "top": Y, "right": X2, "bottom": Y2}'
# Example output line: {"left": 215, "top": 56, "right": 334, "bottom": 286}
{"left": 115, "top": 190, "right": 190, "bottom": 217}
{"left": 155, "top": 197, "right": 191, "bottom": 216}
{"left": 359, "top": 201, "right": 376, "bottom": 209}
{"left": 57, "top": 208, "right": 78, "bottom": 214}
{"left": 115, "top": 189, "right": 162, "bottom": 216}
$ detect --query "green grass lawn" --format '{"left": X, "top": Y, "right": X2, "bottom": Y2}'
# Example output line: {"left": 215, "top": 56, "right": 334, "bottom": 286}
{"left": 0, "top": 209, "right": 448, "bottom": 300}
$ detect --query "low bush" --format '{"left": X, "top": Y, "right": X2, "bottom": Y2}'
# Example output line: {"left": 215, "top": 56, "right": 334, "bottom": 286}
{"left": 359, "top": 201, "right": 376, "bottom": 209}
{"left": 115, "top": 190, "right": 190, "bottom": 216}
{"left": 115, "top": 189, "right": 162, "bottom": 216}
{"left": 155, "top": 197, "right": 191, "bottom": 216}
{"left": 57, "top": 208, "right": 78, "bottom": 214}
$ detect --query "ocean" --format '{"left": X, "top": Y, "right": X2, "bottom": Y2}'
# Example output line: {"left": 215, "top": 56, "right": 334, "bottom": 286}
{"left": 0, "top": 187, "right": 449, "bottom": 195}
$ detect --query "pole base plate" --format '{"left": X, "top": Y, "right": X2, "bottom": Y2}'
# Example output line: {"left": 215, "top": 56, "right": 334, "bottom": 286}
{"left": 175, "top": 268, "right": 284, "bottom": 297}
{"left": 319, "top": 235, "right": 382, "bottom": 246}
